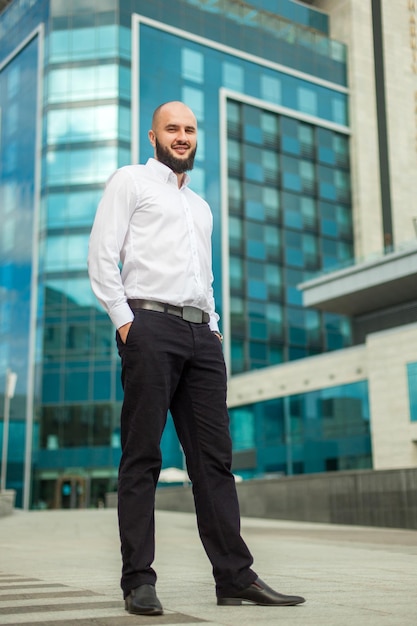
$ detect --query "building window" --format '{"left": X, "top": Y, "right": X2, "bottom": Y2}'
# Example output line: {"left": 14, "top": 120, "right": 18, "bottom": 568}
{"left": 297, "top": 86, "right": 318, "bottom": 116}
{"left": 44, "top": 146, "right": 122, "bottom": 185}
{"left": 46, "top": 104, "right": 123, "bottom": 144}
{"left": 260, "top": 74, "right": 281, "bottom": 104}
{"left": 181, "top": 86, "right": 204, "bottom": 121}
{"left": 407, "top": 362, "right": 417, "bottom": 421}
{"left": 223, "top": 62, "right": 244, "bottom": 91}
{"left": 229, "top": 380, "right": 371, "bottom": 477}
{"left": 182, "top": 48, "right": 204, "bottom": 83}
{"left": 49, "top": 25, "right": 130, "bottom": 62}
{"left": 48, "top": 65, "right": 119, "bottom": 103}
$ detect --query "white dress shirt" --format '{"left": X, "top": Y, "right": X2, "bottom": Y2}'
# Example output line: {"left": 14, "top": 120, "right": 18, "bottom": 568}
{"left": 88, "top": 158, "right": 220, "bottom": 332}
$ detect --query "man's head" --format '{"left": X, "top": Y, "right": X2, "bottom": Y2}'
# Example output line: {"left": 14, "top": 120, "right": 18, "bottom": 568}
{"left": 148, "top": 101, "right": 197, "bottom": 174}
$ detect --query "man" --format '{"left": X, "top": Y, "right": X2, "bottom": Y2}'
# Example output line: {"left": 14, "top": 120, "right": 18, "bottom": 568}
{"left": 88, "top": 101, "right": 305, "bottom": 616}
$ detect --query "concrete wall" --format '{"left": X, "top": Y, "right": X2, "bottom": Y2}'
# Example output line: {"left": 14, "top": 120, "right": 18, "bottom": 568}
{"left": 367, "top": 323, "right": 417, "bottom": 469}
{"left": 227, "top": 344, "right": 367, "bottom": 407}
{"left": 382, "top": 0, "right": 417, "bottom": 246}
{"left": 153, "top": 468, "right": 417, "bottom": 530}
{"left": 0, "top": 490, "right": 15, "bottom": 517}
{"left": 314, "top": 0, "right": 383, "bottom": 259}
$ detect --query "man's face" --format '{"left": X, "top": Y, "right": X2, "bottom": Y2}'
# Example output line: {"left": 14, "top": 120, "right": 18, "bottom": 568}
{"left": 149, "top": 102, "right": 198, "bottom": 174}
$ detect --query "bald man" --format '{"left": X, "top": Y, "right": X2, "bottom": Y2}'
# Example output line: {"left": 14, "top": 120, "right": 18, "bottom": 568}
{"left": 88, "top": 102, "right": 305, "bottom": 615}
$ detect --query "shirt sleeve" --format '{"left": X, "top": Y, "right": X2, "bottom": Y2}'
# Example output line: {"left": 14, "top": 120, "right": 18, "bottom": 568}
{"left": 88, "top": 168, "right": 137, "bottom": 329}
{"left": 207, "top": 273, "right": 220, "bottom": 333}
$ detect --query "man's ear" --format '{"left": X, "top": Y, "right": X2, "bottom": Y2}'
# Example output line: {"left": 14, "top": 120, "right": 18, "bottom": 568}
{"left": 148, "top": 129, "right": 156, "bottom": 147}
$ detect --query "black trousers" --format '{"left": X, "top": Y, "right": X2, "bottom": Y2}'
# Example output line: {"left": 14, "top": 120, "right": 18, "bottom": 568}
{"left": 116, "top": 309, "right": 257, "bottom": 598}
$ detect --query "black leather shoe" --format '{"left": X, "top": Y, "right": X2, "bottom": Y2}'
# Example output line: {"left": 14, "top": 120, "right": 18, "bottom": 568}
{"left": 217, "top": 577, "right": 305, "bottom": 606}
{"left": 125, "top": 584, "right": 163, "bottom": 615}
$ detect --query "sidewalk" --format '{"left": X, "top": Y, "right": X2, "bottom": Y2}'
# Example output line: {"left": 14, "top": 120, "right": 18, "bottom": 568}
{"left": 0, "top": 508, "right": 416, "bottom": 626}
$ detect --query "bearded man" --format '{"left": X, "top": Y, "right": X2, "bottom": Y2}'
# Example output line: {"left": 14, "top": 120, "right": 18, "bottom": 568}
{"left": 88, "top": 101, "right": 305, "bottom": 616}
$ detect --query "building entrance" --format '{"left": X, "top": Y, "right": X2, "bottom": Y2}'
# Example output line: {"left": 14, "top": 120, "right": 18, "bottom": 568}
{"left": 55, "top": 476, "right": 86, "bottom": 509}
{"left": 36, "top": 473, "right": 116, "bottom": 509}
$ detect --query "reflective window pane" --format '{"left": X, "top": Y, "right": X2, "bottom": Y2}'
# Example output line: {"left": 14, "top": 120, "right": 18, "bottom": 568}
{"left": 182, "top": 48, "right": 204, "bottom": 83}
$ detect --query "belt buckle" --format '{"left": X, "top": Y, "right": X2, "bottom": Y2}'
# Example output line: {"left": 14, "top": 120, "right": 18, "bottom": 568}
{"left": 182, "top": 306, "right": 202, "bottom": 323}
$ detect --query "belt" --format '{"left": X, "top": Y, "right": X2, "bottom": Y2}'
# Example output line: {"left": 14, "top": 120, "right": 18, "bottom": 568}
{"left": 127, "top": 299, "right": 210, "bottom": 324}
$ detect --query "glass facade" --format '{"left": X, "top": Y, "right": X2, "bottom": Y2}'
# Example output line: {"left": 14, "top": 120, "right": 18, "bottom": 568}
{"left": 182, "top": 0, "right": 345, "bottom": 84}
{"left": 34, "top": 6, "right": 131, "bottom": 508}
{"left": 226, "top": 100, "right": 352, "bottom": 372}
{"left": 229, "top": 381, "right": 372, "bottom": 477}
{"left": 0, "top": 32, "right": 40, "bottom": 506}
{"left": 0, "top": 0, "right": 362, "bottom": 508}
{"left": 244, "top": 0, "right": 330, "bottom": 34}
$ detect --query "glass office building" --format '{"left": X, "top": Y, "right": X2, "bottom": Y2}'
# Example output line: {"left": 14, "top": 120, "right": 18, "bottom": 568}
{"left": 0, "top": 0, "right": 371, "bottom": 509}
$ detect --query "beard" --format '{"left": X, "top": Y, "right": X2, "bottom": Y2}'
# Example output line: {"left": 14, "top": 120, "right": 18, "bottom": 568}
{"left": 155, "top": 138, "right": 197, "bottom": 174}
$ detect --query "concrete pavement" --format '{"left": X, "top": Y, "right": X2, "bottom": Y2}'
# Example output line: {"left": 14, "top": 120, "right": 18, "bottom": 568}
{"left": 0, "top": 507, "right": 416, "bottom": 626}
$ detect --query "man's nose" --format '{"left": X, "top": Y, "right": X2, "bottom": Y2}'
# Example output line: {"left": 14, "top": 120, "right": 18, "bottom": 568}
{"left": 176, "top": 128, "right": 188, "bottom": 142}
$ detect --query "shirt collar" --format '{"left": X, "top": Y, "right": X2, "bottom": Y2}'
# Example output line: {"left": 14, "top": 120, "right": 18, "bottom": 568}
{"left": 146, "top": 158, "right": 191, "bottom": 189}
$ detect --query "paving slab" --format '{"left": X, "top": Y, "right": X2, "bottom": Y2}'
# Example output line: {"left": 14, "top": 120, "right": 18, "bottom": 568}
{"left": 0, "top": 508, "right": 416, "bottom": 626}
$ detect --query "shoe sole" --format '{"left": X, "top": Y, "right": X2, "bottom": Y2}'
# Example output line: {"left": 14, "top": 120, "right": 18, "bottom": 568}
{"left": 217, "top": 597, "right": 305, "bottom": 606}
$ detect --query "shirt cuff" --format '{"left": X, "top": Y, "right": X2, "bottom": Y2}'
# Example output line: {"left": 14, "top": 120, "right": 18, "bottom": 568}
{"left": 208, "top": 315, "right": 220, "bottom": 333}
{"left": 109, "top": 302, "right": 134, "bottom": 329}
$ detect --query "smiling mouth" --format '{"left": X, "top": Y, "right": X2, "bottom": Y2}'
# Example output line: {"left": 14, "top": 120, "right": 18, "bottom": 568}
{"left": 172, "top": 144, "right": 190, "bottom": 153}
